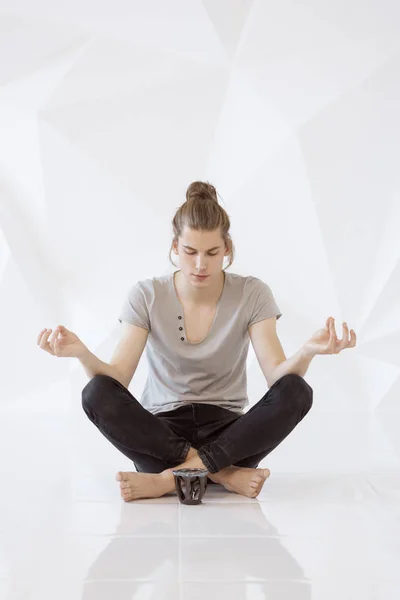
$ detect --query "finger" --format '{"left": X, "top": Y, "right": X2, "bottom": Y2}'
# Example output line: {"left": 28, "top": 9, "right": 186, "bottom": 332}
{"left": 39, "top": 329, "right": 54, "bottom": 355}
{"left": 330, "top": 317, "right": 338, "bottom": 338}
{"left": 49, "top": 328, "right": 59, "bottom": 353}
{"left": 338, "top": 321, "right": 350, "bottom": 350}
{"left": 328, "top": 319, "right": 338, "bottom": 354}
{"left": 332, "top": 319, "right": 344, "bottom": 353}
{"left": 47, "top": 329, "right": 54, "bottom": 352}
{"left": 49, "top": 328, "right": 60, "bottom": 351}
{"left": 37, "top": 329, "right": 47, "bottom": 345}
{"left": 329, "top": 318, "right": 337, "bottom": 341}
{"left": 341, "top": 323, "right": 357, "bottom": 350}
{"left": 39, "top": 328, "right": 51, "bottom": 348}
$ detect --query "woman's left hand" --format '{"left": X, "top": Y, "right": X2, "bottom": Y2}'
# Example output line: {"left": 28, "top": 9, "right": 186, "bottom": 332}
{"left": 303, "top": 317, "right": 357, "bottom": 357}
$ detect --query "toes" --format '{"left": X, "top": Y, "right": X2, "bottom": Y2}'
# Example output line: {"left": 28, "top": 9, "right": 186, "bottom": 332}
{"left": 116, "top": 471, "right": 129, "bottom": 482}
{"left": 256, "top": 468, "right": 270, "bottom": 479}
{"left": 247, "top": 488, "right": 258, "bottom": 498}
{"left": 253, "top": 476, "right": 265, "bottom": 485}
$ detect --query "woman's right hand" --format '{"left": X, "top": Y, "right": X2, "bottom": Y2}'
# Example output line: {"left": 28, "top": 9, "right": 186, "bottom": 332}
{"left": 37, "top": 326, "right": 89, "bottom": 359}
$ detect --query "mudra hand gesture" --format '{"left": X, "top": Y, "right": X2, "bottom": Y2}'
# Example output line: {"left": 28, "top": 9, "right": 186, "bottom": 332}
{"left": 304, "top": 317, "right": 357, "bottom": 357}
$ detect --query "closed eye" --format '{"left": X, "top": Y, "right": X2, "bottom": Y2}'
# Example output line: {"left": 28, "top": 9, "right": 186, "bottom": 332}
{"left": 185, "top": 251, "right": 219, "bottom": 256}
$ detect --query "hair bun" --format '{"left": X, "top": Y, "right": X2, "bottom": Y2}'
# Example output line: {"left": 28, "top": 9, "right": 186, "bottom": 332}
{"left": 186, "top": 181, "right": 218, "bottom": 204}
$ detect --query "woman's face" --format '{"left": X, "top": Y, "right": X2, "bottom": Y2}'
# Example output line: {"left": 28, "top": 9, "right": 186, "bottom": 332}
{"left": 173, "top": 227, "right": 229, "bottom": 284}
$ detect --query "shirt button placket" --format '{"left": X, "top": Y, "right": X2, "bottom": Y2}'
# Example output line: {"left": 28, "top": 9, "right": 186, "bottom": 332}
{"left": 178, "top": 315, "right": 184, "bottom": 341}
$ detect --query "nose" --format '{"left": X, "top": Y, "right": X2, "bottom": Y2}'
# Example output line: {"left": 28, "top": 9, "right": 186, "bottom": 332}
{"left": 195, "top": 257, "right": 207, "bottom": 270}
{"left": 195, "top": 264, "right": 207, "bottom": 274}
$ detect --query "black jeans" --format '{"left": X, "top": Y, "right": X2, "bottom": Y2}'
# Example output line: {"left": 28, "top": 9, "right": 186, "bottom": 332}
{"left": 81, "top": 373, "right": 313, "bottom": 483}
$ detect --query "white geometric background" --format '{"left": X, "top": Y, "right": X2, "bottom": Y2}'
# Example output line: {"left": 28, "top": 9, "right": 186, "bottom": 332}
{"left": 1, "top": 2, "right": 400, "bottom": 597}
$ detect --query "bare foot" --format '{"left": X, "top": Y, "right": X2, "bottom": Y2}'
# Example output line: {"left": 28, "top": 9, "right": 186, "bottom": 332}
{"left": 185, "top": 447, "right": 198, "bottom": 460}
{"left": 116, "top": 471, "right": 173, "bottom": 502}
{"left": 214, "top": 466, "right": 271, "bottom": 498}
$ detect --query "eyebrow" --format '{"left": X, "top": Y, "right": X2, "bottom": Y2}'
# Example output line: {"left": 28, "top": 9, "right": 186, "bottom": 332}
{"left": 183, "top": 244, "right": 221, "bottom": 251}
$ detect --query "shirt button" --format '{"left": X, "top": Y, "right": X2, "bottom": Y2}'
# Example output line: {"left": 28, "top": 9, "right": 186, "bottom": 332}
{"left": 180, "top": 337, "right": 185, "bottom": 341}
{"left": 178, "top": 316, "right": 182, "bottom": 319}
{"left": 179, "top": 327, "right": 183, "bottom": 331}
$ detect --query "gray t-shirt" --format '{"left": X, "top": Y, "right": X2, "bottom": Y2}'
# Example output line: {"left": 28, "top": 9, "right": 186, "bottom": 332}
{"left": 118, "top": 270, "right": 282, "bottom": 415}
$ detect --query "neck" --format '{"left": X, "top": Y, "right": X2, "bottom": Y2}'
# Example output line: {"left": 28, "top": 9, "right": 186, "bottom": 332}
{"left": 174, "top": 270, "right": 225, "bottom": 306}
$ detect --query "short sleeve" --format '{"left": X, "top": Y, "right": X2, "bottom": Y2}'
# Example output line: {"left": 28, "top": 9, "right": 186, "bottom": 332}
{"left": 118, "top": 281, "right": 151, "bottom": 331}
{"left": 248, "top": 278, "right": 282, "bottom": 327}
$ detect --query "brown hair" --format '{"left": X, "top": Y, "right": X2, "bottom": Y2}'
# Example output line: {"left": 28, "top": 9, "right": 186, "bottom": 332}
{"left": 169, "top": 181, "right": 235, "bottom": 270}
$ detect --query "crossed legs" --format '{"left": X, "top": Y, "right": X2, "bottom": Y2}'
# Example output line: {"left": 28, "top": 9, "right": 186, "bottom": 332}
{"left": 82, "top": 373, "right": 313, "bottom": 501}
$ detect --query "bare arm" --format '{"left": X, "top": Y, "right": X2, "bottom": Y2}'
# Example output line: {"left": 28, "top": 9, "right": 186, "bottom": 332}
{"left": 268, "top": 346, "right": 314, "bottom": 387}
{"left": 78, "top": 322, "right": 149, "bottom": 388}
{"left": 78, "top": 349, "right": 128, "bottom": 387}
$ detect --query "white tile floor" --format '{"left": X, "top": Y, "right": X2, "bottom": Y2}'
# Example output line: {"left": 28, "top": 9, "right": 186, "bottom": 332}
{"left": 1, "top": 414, "right": 400, "bottom": 599}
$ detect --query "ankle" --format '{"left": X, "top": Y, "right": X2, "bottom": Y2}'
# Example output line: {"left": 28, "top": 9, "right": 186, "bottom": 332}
{"left": 186, "top": 447, "right": 198, "bottom": 460}
{"left": 208, "top": 466, "right": 234, "bottom": 483}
